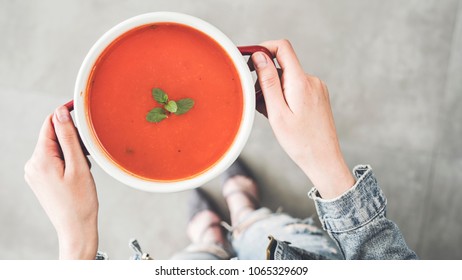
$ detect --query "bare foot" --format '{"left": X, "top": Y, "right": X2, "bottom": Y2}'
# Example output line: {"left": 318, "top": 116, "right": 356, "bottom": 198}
{"left": 187, "top": 210, "right": 226, "bottom": 245}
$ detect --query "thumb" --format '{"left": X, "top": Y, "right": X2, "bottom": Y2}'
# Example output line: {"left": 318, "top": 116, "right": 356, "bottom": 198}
{"left": 252, "top": 52, "right": 288, "bottom": 118}
{"left": 53, "top": 106, "right": 87, "bottom": 170}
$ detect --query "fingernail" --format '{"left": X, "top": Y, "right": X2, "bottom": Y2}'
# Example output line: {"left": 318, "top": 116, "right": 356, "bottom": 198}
{"left": 253, "top": 52, "right": 267, "bottom": 69}
{"left": 55, "top": 107, "right": 70, "bottom": 123}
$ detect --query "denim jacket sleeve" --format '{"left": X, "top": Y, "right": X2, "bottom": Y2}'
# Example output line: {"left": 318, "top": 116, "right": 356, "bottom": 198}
{"left": 308, "top": 165, "right": 418, "bottom": 259}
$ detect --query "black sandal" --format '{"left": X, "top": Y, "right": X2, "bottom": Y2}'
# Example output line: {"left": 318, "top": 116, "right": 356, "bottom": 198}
{"left": 222, "top": 158, "right": 261, "bottom": 210}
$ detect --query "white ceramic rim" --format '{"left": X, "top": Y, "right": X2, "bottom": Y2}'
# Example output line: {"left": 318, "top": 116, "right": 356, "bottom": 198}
{"left": 74, "top": 12, "right": 255, "bottom": 193}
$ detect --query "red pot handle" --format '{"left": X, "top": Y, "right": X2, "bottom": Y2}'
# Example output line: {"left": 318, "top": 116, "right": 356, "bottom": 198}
{"left": 238, "top": 45, "right": 275, "bottom": 101}
{"left": 238, "top": 45, "right": 273, "bottom": 60}
{"left": 64, "top": 100, "right": 74, "bottom": 112}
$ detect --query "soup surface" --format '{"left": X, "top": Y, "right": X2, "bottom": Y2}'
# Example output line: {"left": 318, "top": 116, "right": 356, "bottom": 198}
{"left": 87, "top": 23, "right": 243, "bottom": 181}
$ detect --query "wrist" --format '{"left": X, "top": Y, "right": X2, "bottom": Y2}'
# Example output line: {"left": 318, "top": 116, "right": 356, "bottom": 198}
{"left": 301, "top": 155, "right": 355, "bottom": 199}
{"left": 57, "top": 222, "right": 98, "bottom": 260}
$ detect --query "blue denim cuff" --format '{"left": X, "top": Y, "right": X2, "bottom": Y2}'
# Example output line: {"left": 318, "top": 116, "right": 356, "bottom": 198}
{"left": 308, "top": 165, "right": 387, "bottom": 233}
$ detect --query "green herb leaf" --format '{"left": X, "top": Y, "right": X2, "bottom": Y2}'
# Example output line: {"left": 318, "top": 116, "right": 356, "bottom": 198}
{"left": 175, "top": 98, "right": 195, "bottom": 115}
{"left": 164, "top": 100, "right": 178, "bottom": 113}
{"left": 146, "top": 107, "right": 168, "bottom": 123}
{"left": 147, "top": 88, "right": 194, "bottom": 123}
{"left": 152, "top": 88, "right": 168, "bottom": 104}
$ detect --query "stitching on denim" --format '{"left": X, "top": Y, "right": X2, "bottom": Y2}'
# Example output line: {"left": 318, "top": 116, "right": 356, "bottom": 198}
{"left": 330, "top": 235, "right": 346, "bottom": 259}
{"left": 317, "top": 166, "right": 386, "bottom": 233}
{"left": 323, "top": 170, "right": 384, "bottom": 233}
{"left": 326, "top": 201, "right": 387, "bottom": 234}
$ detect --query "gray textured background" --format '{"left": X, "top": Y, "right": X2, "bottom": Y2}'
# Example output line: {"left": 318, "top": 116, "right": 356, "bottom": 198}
{"left": 1, "top": 0, "right": 461, "bottom": 259}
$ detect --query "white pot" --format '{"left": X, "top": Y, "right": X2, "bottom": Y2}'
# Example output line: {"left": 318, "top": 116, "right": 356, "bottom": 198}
{"left": 72, "top": 12, "right": 268, "bottom": 193}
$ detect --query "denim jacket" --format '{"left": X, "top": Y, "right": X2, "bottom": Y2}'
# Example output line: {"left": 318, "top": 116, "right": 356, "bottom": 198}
{"left": 305, "top": 165, "right": 418, "bottom": 259}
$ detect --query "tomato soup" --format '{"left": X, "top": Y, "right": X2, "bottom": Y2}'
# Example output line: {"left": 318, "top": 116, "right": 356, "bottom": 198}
{"left": 87, "top": 23, "right": 243, "bottom": 181}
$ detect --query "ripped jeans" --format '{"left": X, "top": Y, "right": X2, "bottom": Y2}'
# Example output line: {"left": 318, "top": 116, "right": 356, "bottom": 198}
{"left": 170, "top": 165, "right": 418, "bottom": 260}
{"left": 170, "top": 207, "right": 341, "bottom": 260}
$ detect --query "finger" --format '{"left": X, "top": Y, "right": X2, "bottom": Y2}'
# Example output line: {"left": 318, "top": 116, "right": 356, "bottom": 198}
{"left": 255, "top": 71, "right": 280, "bottom": 118}
{"left": 252, "top": 52, "right": 289, "bottom": 118}
{"left": 259, "top": 40, "right": 304, "bottom": 76}
{"left": 52, "top": 106, "right": 88, "bottom": 171}
{"left": 34, "top": 114, "right": 63, "bottom": 159}
{"left": 258, "top": 40, "right": 308, "bottom": 111}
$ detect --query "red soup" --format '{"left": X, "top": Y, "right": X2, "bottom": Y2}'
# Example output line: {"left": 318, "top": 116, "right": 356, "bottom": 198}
{"left": 87, "top": 23, "right": 243, "bottom": 181}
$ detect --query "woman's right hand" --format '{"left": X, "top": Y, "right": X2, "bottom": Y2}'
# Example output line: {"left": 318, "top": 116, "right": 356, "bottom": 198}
{"left": 24, "top": 106, "right": 98, "bottom": 259}
{"left": 252, "top": 40, "right": 355, "bottom": 199}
